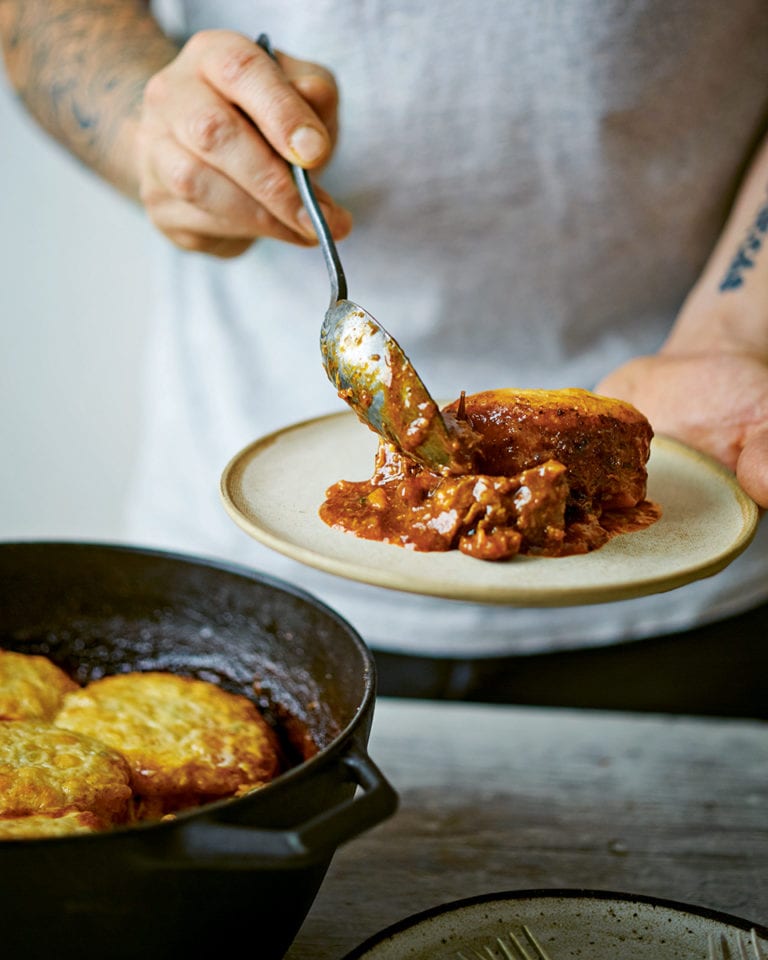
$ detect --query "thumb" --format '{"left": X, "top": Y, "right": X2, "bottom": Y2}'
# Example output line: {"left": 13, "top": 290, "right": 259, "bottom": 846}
{"left": 735, "top": 424, "right": 768, "bottom": 508}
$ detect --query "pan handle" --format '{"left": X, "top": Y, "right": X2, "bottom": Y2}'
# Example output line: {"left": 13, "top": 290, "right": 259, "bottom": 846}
{"left": 159, "top": 741, "right": 398, "bottom": 870}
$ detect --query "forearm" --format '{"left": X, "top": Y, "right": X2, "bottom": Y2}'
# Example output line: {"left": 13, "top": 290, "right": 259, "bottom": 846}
{"left": 665, "top": 133, "right": 768, "bottom": 359}
{"left": 0, "top": 0, "right": 178, "bottom": 198}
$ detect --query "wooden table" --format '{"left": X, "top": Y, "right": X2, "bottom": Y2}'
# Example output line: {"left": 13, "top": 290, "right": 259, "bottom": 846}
{"left": 285, "top": 698, "right": 768, "bottom": 959}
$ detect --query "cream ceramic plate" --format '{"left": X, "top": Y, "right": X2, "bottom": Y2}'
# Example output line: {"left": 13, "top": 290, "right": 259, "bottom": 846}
{"left": 220, "top": 411, "right": 759, "bottom": 606}
{"left": 339, "top": 889, "right": 768, "bottom": 960}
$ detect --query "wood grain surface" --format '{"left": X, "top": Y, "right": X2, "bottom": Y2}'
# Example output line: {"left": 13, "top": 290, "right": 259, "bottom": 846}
{"left": 285, "top": 698, "right": 768, "bottom": 959}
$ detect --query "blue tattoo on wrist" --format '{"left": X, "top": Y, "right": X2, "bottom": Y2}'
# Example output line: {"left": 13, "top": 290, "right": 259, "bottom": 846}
{"left": 719, "top": 196, "right": 768, "bottom": 291}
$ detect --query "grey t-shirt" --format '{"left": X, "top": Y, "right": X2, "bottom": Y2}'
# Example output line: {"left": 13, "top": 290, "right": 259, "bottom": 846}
{"left": 130, "top": 0, "right": 768, "bottom": 655}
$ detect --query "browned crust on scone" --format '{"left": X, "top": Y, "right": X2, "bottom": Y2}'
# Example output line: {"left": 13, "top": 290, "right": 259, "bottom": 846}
{"left": 0, "top": 649, "right": 79, "bottom": 721}
{"left": 55, "top": 672, "right": 282, "bottom": 812}
{"left": 443, "top": 388, "right": 653, "bottom": 512}
{"left": 0, "top": 808, "right": 108, "bottom": 839}
{"left": 0, "top": 721, "right": 133, "bottom": 823}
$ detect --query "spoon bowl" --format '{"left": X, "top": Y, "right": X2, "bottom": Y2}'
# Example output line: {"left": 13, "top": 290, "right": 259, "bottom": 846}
{"left": 319, "top": 298, "right": 476, "bottom": 472}
{"left": 257, "top": 34, "right": 476, "bottom": 475}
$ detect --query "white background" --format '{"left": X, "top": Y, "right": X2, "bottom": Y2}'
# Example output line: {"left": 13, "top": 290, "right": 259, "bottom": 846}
{"left": 0, "top": 78, "right": 152, "bottom": 543}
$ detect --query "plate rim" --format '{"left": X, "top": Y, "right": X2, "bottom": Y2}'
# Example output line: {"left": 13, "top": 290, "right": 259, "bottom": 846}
{"left": 339, "top": 887, "right": 768, "bottom": 959}
{"left": 220, "top": 412, "right": 760, "bottom": 606}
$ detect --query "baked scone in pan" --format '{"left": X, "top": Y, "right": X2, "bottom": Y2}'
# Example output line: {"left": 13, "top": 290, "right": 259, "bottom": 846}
{"left": 0, "top": 808, "right": 108, "bottom": 839}
{"left": 55, "top": 671, "right": 283, "bottom": 814}
{"left": 0, "top": 649, "right": 79, "bottom": 721}
{"left": 0, "top": 720, "right": 133, "bottom": 824}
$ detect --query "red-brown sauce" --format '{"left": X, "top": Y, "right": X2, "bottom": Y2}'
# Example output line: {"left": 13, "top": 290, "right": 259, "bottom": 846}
{"left": 320, "top": 388, "right": 662, "bottom": 562}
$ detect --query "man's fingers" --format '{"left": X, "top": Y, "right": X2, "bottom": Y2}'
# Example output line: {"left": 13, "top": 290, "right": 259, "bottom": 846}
{"left": 143, "top": 135, "right": 352, "bottom": 249}
{"left": 144, "top": 64, "right": 351, "bottom": 238}
{"left": 297, "top": 181, "right": 353, "bottom": 238}
{"left": 157, "top": 198, "right": 316, "bottom": 248}
{"left": 736, "top": 425, "right": 768, "bottom": 508}
{"left": 138, "top": 30, "right": 351, "bottom": 255}
{"left": 193, "top": 31, "right": 333, "bottom": 168}
{"left": 141, "top": 133, "right": 313, "bottom": 243}
{"left": 282, "top": 54, "right": 340, "bottom": 148}
{"left": 144, "top": 74, "right": 313, "bottom": 237}
{"left": 167, "top": 234, "right": 256, "bottom": 259}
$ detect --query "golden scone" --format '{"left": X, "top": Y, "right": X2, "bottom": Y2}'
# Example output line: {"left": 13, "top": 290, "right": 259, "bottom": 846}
{"left": 0, "top": 721, "right": 133, "bottom": 823}
{"left": 56, "top": 672, "right": 282, "bottom": 810}
{"left": 0, "top": 808, "right": 108, "bottom": 840}
{"left": 442, "top": 388, "right": 653, "bottom": 510}
{"left": 0, "top": 649, "right": 79, "bottom": 721}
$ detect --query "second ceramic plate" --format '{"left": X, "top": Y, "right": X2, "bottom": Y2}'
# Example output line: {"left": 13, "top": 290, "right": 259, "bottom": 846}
{"left": 220, "top": 411, "right": 758, "bottom": 606}
{"left": 339, "top": 889, "right": 768, "bottom": 960}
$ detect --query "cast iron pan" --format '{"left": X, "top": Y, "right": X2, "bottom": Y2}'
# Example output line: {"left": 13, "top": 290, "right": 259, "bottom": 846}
{"left": 0, "top": 541, "right": 397, "bottom": 960}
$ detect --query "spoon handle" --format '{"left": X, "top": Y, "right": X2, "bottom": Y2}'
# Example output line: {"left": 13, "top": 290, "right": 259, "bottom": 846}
{"left": 256, "top": 33, "right": 348, "bottom": 305}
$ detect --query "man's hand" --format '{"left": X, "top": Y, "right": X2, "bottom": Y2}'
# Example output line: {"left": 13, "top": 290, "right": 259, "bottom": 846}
{"left": 596, "top": 351, "right": 768, "bottom": 508}
{"left": 136, "top": 30, "right": 352, "bottom": 257}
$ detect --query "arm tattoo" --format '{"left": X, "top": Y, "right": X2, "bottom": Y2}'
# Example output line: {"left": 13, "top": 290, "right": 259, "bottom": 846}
{"left": 0, "top": 1, "right": 178, "bottom": 196}
{"left": 719, "top": 191, "right": 768, "bottom": 292}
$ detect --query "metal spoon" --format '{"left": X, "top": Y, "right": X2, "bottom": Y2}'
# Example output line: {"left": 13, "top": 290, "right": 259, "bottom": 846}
{"left": 257, "top": 35, "right": 477, "bottom": 475}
